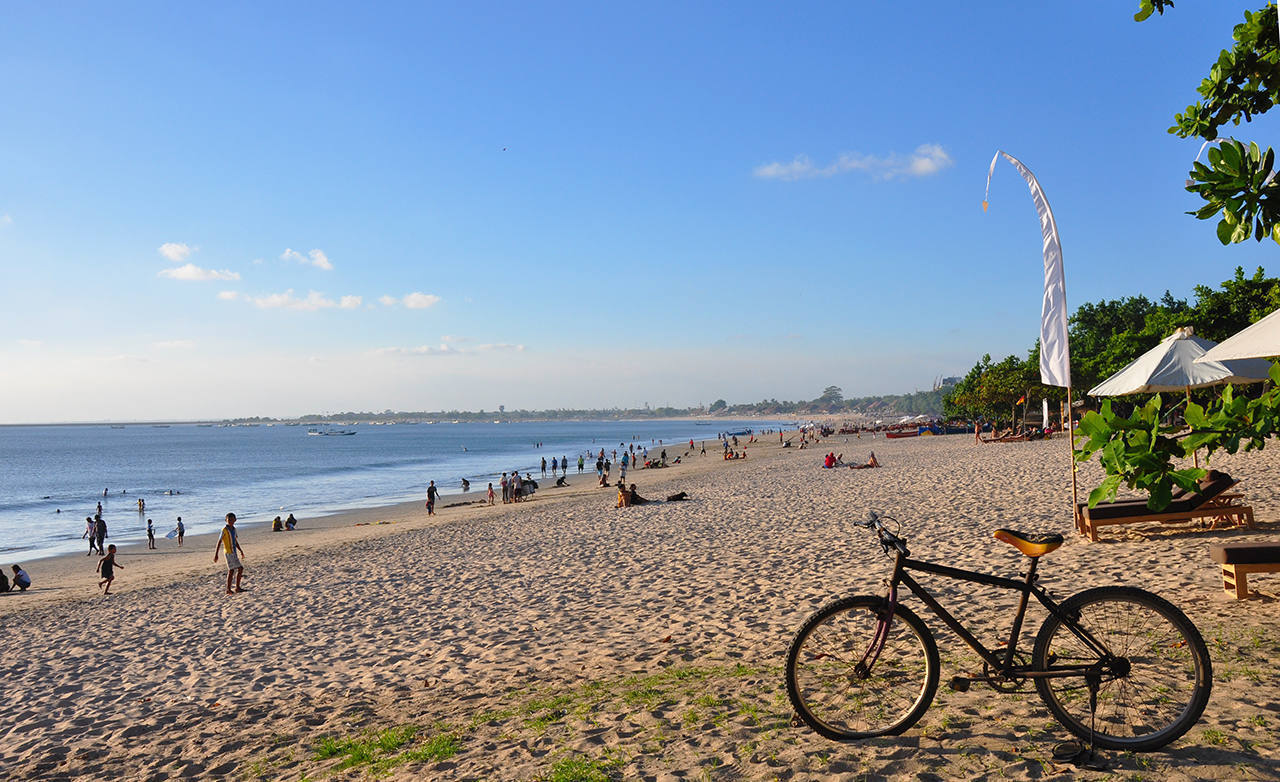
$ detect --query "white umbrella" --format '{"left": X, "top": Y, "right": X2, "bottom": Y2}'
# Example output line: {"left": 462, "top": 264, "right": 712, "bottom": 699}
{"left": 1089, "top": 326, "right": 1273, "bottom": 467}
{"left": 1088, "top": 327, "right": 1273, "bottom": 396}
{"left": 1196, "top": 306, "right": 1280, "bottom": 362}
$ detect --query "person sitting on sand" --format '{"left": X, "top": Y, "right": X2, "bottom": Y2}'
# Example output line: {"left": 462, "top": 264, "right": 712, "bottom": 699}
{"left": 823, "top": 453, "right": 836, "bottom": 468}
{"left": 555, "top": 476, "right": 569, "bottom": 488}
{"left": 10, "top": 565, "right": 31, "bottom": 592}
{"left": 616, "top": 481, "right": 631, "bottom": 508}
{"left": 850, "top": 451, "right": 881, "bottom": 470}
{"left": 835, "top": 453, "right": 845, "bottom": 466}
{"left": 285, "top": 513, "right": 297, "bottom": 530}
{"left": 0, "top": 569, "right": 9, "bottom": 593}
{"left": 272, "top": 516, "right": 284, "bottom": 532}
{"left": 628, "top": 484, "right": 654, "bottom": 505}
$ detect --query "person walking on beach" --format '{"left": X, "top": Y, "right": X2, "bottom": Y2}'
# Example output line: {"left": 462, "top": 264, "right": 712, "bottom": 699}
{"left": 176, "top": 516, "right": 184, "bottom": 547}
{"left": 426, "top": 480, "right": 439, "bottom": 515}
{"left": 95, "top": 516, "right": 107, "bottom": 555}
{"left": 577, "top": 455, "right": 584, "bottom": 473}
{"left": 487, "top": 482, "right": 495, "bottom": 505}
{"left": 551, "top": 457, "right": 558, "bottom": 476}
{"left": 541, "top": 457, "right": 547, "bottom": 477}
{"left": 146, "top": 518, "right": 155, "bottom": 549}
{"left": 97, "top": 544, "right": 122, "bottom": 595}
{"left": 83, "top": 516, "right": 97, "bottom": 555}
{"left": 500, "top": 473, "right": 509, "bottom": 503}
{"left": 213, "top": 512, "right": 246, "bottom": 594}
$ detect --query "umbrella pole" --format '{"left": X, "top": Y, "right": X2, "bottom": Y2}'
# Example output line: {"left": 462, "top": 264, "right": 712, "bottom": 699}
{"left": 1066, "top": 385, "right": 1080, "bottom": 530}
{"left": 1186, "top": 386, "right": 1199, "bottom": 469}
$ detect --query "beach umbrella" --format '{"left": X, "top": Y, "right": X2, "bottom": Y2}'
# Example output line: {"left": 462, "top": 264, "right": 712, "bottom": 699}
{"left": 1088, "top": 327, "right": 1273, "bottom": 396}
{"left": 1088, "top": 327, "right": 1273, "bottom": 467}
{"left": 1196, "top": 305, "right": 1280, "bottom": 362}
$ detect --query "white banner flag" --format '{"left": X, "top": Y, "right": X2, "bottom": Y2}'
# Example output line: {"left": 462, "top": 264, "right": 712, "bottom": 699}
{"left": 985, "top": 151, "right": 1071, "bottom": 388}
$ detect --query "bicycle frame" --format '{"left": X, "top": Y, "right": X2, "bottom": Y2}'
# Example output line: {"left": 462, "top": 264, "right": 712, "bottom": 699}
{"left": 882, "top": 549, "right": 1115, "bottom": 682}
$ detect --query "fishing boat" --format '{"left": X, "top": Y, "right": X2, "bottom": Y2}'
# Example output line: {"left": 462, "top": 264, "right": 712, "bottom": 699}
{"left": 883, "top": 429, "right": 919, "bottom": 439}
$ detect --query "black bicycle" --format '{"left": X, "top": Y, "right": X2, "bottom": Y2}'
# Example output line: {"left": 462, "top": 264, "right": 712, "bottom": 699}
{"left": 785, "top": 511, "right": 1212, "bottom": 752}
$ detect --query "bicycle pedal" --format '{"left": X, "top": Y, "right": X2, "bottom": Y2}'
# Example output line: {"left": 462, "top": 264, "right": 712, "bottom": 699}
{"left": 948, "top": 675, "right": 970, "bottom": 692}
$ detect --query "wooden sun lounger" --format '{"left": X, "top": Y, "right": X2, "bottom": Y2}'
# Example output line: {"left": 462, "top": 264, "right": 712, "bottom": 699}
{"left": 1075, "top": 471, "right": 1254, "bottom": 542}
{"left": 1210, "top": 543, "right": 1280, "bottom": 599}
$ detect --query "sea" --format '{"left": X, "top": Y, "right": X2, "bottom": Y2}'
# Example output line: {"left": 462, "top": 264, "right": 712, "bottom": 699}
{"left": 0, "top": 419, "right": 786, "bottom": 562}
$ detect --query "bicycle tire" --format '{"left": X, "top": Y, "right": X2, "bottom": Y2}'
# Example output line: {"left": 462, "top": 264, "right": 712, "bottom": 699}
{"left": 786, "top": 595, "right": 939, "bottom": 740}
{"left": 1032, "top": 586, "right": 1212, "bottom": 751}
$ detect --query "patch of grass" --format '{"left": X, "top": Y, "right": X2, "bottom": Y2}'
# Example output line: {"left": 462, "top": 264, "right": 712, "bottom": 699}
{"left": 1249, "top": 714, "right": 1268, "bottom": 727}
{"left": 312, "top": 725, "right": 461, "bottom": 774}
{"left": 399, "top": 733, "right": 461, "bottom": 764}
{"left": 544, "top": 755, "right": 618, "bottom": 782}
{"left": 1202, "top": 728, "right": 1228, "bottom": 746}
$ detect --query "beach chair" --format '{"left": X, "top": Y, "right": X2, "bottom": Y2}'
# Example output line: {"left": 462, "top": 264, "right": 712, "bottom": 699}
{"left": 1209, "top": 542, "right": 1280, "bottom": 599}
{"left": 1076, "top": 470, "right": 1254, "bottom": 542}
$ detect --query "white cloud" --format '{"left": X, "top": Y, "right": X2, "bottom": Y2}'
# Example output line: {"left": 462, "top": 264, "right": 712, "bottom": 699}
{"left": 158, "top": 263, "right": 240, "bottom": 282}
{"left": 217, "top": 290, "right": 242, "bottom": 301}
{"left": 374, "top": 344, "right": 462, "bottom": 356}
{"left": 373, "top": 341, "right": 523, "bottom": 356}
{"left": 16, "top": 338, "right": 41, "bottom": 347}
{"left": 440, "top": 335, "right": 469, "bottom": 344}
{"left": 339, "top": 295, "right": 362, "bottom": 309}
{"left": 251, "top": 289, "right": 336, "bottom": 311}
{"left": 281, "top": 248, "right": 334, "bottom": 270}
{"left": 158, "top": 242, "right": 194, "bottom": 262}
{"left": 403, "top": 292, "right": 442, "bottom": 309}
{"left": 378, "top": 295, "right": 398, "bottom": 307}
{"left": 753, "top": 143, "right": 953, "bottom": 181}
{"left": 153, "top": 340, "right": 195, "bottom": 350}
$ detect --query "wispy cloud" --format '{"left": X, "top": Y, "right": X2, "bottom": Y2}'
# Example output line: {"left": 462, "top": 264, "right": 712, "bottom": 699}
{"left": 373, "top": 341, "right": 523, "bottom": 356}
{"left": 403, "top": 292, "right": 442, "bottom": 309}
{"left": 441, "top": 335, "right": 469, "bottom": 344}
{"left": 281, "top": 248, "right": 333, "bottom": 270}
{"left": 378, "top": 295, "right": 398, "bottom": 307}
{"left": 158, "top": 263, "right": 240, "bottom": 282}
{"left": 153, "top": 340, "right": 195, "bottom": 350}
{"left": 0, "top": 214, "right": 12, "bottom": 227}
{"left": 217, "top": 290, "right": 241, "bottom": 301}
{"left": 16, "top": 338, "right": 41, "bottom": 347}
{"left": 251, "top": 289, "right": 337, "bottom": 311}
{"left": 158, "top": 242, "right": 194, "bottom": 262}
{"left": 339, "top": 295, "right": 362, "bottom": 309}
{"left": 753, "top": 144, "right": 953, "bottom": 181}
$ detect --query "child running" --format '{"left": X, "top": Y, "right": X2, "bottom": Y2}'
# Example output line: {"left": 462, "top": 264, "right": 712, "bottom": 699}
{"left": 97, "top": 544, "right": 122, "bottom": 595}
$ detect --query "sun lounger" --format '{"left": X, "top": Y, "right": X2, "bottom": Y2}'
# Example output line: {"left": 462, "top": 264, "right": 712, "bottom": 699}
{"left": 1076, "top": 470, "right": 1254, "bottom": 542}
{"left": 1209, "top": 543, "right": 1280, "bottom": 599}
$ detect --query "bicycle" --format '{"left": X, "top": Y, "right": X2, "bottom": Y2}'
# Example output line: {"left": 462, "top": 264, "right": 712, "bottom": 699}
{"left": 785, "top": 511, "right": 1212, "bottom": 752}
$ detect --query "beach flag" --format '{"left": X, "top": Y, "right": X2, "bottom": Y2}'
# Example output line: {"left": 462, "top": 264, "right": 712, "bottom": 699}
{"left": 1016, "top": 394, "right": 1026, "bottom": 405}
{"left": 985, "top": 151, "right": 1072, "bottom": 388}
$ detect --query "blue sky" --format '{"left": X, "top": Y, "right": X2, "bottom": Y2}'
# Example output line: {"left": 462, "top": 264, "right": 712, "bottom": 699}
{"left": 3, "top": 1, "right": 1279, "bottom": 422}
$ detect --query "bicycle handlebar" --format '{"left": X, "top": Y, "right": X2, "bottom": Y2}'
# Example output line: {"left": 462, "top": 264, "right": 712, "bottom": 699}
{"left": 862, "top": 510, "right": 909, "bottom": 557}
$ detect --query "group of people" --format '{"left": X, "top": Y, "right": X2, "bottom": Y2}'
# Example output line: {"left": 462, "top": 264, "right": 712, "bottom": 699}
{"left": 822, "top": 451, "right": 880, "bottom": 469}
{"left": 93, "top": 511, "right": 250, "bottom": 598}
{"left": 270, "top": 514, "right": 299, "bottom": 532}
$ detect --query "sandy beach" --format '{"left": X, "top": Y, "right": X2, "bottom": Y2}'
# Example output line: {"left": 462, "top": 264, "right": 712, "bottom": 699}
{"left": 1, "top": 430, "right": 1277, "bottom": 781}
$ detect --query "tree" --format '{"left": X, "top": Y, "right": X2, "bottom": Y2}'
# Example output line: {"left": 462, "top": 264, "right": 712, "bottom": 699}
{"left": 817, "top": 385, "right": 844, "bottom": 411}
{"left": 1139, "top": 3, "right": 1280, "bottom": 245}
{"left": 709, "top": 399, "right": 727, "bottom": 413}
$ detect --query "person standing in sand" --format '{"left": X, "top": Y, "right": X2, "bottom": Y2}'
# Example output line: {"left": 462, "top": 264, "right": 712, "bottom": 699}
{"left": 94, "top": 515, "right": 107, "bottom": 555}
{"left": 426, "top": 480, "right": 438, "bottom": 515}
{"left": 146, "top": 518, "right": 155, "bottom": 549}
{"left": 83, "top": 516, "right": 97, "bottom": 555}
{"left": 213, "top": 512, "right": 246, "bottom": 594}
{"left": 487, "top": 482, "right": 495, "bottom": 505}
{"left": 175, "top": 516, "right": 185, "bottom": 547}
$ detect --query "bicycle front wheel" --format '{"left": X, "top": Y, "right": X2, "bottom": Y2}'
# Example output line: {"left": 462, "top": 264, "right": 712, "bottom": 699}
{"left": 1032, "top": 586, "right": 1212, "bottom": 751}
{"left": 786, "top": 595, "right": 939, "bottom": 740}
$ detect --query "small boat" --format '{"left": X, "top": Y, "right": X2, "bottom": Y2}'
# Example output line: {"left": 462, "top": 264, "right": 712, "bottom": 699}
{"left": 884, "top": 430, "right": 919, "bottom": 439}
{"left": 110, "top": 425, "right": 125, "bottom": 429}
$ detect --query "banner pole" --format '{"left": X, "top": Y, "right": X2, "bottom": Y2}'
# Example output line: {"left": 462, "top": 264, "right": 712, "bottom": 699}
{"left": 1066, "top": 384, "right": 1080, "bottom": 531}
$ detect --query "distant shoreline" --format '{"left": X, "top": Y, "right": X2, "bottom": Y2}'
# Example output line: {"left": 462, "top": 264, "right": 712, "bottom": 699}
{"left": 0, "top": 413, "right": 791, "bottom": 428}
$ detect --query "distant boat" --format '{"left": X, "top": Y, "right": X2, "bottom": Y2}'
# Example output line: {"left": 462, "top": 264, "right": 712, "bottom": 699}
{"left": 152, "top": 424, "right": 170, "bottom": 428}
{"left": 309, "top": 428, "right": 355, "bottom": 436}
{"left": 110, "top": 425, "right": 125, "bottom": 429}
{"left": 884, "top": 430, "right": 919, "bottom": 439}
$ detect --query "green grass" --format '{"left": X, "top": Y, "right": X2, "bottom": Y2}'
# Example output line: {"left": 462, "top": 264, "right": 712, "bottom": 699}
{"left": 1202, "top": 728, "right": 1228, "bottom": 746}
{"left": 544, "top": 755, "right": 619, "bottom": 782}
{"left": 312, "top": 725, "right": 460, "bottom": 774}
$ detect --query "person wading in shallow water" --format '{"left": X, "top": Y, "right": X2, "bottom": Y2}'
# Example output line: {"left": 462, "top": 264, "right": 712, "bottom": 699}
{"left": 213, "top": 512, "right": 247, "bottom": 595}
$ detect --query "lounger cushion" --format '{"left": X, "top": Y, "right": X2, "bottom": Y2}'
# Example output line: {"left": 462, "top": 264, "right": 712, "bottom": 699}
{"left": 1209, "top": 543, "right": 1280, "bottom": 565}
{"left": 1082, "top": 471, "right": 1236, "bottom": 519}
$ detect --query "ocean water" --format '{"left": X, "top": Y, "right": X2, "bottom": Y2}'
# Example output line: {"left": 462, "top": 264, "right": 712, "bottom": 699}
{"left": 0, "top": 419, "right": 783, "bottom": 561}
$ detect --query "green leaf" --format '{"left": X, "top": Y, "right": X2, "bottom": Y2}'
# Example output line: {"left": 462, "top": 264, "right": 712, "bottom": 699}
{"left": 1218, "top": 218, "right": 1236, "bottom": 244}
{"left": 1184, "top": 401, "right": 1210, "bottom": 428}
{"left": 1170, "top": 468, "right": 1207, "bottom": 492}
{"left": 1087, "top": 474, "right": 1123, "bottom": 508}
{"left": 1147, "top": 480, "right": 1173, "bottom": 511}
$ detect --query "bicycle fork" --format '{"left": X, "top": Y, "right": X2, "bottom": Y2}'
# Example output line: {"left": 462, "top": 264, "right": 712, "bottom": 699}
{"left": 855, "top": 582, "right": 899, "bottom": 678}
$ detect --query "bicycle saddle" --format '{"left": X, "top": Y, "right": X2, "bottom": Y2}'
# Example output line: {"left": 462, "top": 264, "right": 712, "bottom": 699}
{"left": 993, "top": 528, "right": 1064, "bottom": 557}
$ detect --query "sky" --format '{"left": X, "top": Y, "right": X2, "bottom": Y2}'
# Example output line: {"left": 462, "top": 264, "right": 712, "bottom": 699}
{"left": 3, "top": 1, "right": 1280, "bottom": 422}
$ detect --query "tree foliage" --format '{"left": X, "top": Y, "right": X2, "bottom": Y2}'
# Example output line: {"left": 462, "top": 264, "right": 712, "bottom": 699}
{"left": 1140, "top": 3, "right": 1280, "bottom": 245}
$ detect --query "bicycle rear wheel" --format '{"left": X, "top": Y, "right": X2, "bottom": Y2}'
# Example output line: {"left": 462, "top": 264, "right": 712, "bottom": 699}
{"left": 786, "top": 595, "right": 939, "bottom": 740}
{"left": 1032, "top": 586, "right": 1212, "bottom": 751}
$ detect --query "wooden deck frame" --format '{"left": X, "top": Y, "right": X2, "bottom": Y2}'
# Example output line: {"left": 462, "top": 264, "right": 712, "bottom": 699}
{"left": 1220, "top": 560, "right": 1280, "bottom": 599}
{"left": 1075, "top": 493, "right": 1254, "bottom": 542}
